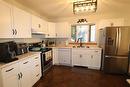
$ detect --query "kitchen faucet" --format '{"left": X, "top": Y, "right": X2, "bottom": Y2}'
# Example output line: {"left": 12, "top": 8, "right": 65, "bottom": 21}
{"left": 77, "top": 38, "right": 83, "bottom": 47}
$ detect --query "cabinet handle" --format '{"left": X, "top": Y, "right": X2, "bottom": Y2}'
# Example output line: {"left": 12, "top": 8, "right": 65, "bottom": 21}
{"left": 35, "top": 57, "right": 38, "bottom": 59}
{"left": 91, "top": 55, "right": 93, "bottom": 59}
{"left": 38, "top": 24, "right": 41, "bottom": 28}
{"left": 80, "top": 54, "right": 82, "bottom": 58}
{"left": 18, "top": 73, "right": 20, "bottom": 80}
{"left": 95, "top": 51, "right": 98, "bottom": 52}
{"left": 20, "top": 72, "right": 23, "bottom": 78}
{"left": 36, "top": 74, "right": 39, "bottom": 77}
{"left": 12, "top": 29, "right": 15, "bottom": 35}
{"left": 15, "top": 29, "right": 17, "bottom": 35}
{"left": 6, "top": 68, "right": 14, "bottom": 72}
{"left": 35, "top": 64, "right": 39, "bottom": 67}
{"left": 23, "top": 61, "right": 29, "bottom": 64}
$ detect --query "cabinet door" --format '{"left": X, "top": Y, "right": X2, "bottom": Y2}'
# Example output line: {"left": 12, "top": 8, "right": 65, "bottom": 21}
{"left": 19, "top": 59, "right": 32, "bottom": 87}
{"left": 42, "top": 20, "right": 48, "bottom": 34}
{"left": 53, "top": 48, "right": 59, "bottom": 65}
{"left": 90, "top": 50, "right": 101, "bottom": 69}
{"left": 1, "top": 63, "right": 19, "bottom": 87}
{"left": 81, "top": 54, "right": 92, "bottom": 67}
{"left": 72, "top": 54, "right": 80, "bottom": 66}
{"left": 13, "top": 7, "right": 31, "bottom": 38}
{"left": 0, "top": 1, "right": 13, "bottom": 38}
{"left": 58, "top": 49, "right": 71, "bottom": 65}
{"left": 55, "top": 22, "right": 70, "bottom": 38}
{"left": 47, "top": 22, "right": 56, "bottom": 38}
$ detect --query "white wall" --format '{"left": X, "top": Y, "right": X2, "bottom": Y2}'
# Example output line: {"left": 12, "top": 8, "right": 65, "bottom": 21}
{"left": 49, "top": 12, "right": 130, "bottom": 45}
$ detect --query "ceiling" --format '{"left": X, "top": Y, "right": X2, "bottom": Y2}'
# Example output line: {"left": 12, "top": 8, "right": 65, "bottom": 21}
{"left": 14, "top": 0, "right": 130, "bottom": 19}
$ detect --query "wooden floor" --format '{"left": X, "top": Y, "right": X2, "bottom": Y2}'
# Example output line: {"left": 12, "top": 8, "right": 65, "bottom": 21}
{"left": 35, "top": 66, "right": 129, "bottom": 87}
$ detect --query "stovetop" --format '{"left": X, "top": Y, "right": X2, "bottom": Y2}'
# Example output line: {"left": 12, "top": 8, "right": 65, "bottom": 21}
{"left": 29, "top": 47, "right": 52, "bottom": 52}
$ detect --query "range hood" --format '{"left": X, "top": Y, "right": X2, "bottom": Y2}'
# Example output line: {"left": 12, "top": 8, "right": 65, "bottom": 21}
{"left": 31, "top": 28, "right": 46, "bottom": 35}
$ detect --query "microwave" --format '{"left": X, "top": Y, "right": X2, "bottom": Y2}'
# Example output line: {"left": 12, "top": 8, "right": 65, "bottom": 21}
{"left": 0, "top": 41, "right": 18, "bottom": 63}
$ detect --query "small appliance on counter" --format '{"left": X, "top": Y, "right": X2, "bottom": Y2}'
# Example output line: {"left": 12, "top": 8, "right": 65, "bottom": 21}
{"left": 0, "top": 41, "right": 18, "bottom": 63}
{"left": 15, "top": 43, "right": 29, "bottom": 55}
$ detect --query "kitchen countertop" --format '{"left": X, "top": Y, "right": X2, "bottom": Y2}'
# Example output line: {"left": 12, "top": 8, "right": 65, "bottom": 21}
{"left": 47, "top": 46, "right": 102, "bottom": 50}
{"left": 0, "top": 52, "right": 40, "bottom": 69}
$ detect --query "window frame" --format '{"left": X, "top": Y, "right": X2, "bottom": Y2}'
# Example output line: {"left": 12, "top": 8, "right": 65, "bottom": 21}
{"left": 71, "top": 24, "right": 96, "bottom": 43}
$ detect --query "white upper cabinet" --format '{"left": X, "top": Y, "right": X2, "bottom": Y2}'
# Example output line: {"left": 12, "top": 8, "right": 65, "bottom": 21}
{"left": 12, "top": 7, "right": 31, "bottom": 38}
{"left": 0, "top": 1, "right": 13, "bottom": 38}
{"left": 46, "top": 22, "right": 56, "bottom": 38}
{"left": 0, "top": 1, "right": 31, "bottom": 38}
{"left": 31, "top": 15, "right": 48, "bottom": 34}
{"left": 55, "top": 22, "right": 70, "bottom": 38}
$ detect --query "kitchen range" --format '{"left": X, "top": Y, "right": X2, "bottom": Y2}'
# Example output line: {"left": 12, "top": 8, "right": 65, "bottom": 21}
{"left": 29, "top": 42, "right": 53, "bottom": 76}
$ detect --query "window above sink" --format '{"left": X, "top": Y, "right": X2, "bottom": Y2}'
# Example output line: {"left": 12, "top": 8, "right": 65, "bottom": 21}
{"left": 71, "top": 24, "right": 96, "bottom": 43}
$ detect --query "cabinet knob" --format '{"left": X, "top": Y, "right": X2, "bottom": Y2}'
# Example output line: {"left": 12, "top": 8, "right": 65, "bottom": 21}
{"left": 80, "top": 54, "right": 82, "bottom": 58}
{"left": 38, "top": 24, "right": 41, "bottom": 28}
{"left": 91, "top": 55, "right": 93, "bottom": 59}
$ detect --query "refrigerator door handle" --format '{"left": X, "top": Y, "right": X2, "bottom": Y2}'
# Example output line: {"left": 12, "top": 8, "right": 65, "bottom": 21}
{"left": 105, "top": 55, "right": 128, "bottom": 58}
{"left": 115, "top": 28, "right": 119, "bottom": 54}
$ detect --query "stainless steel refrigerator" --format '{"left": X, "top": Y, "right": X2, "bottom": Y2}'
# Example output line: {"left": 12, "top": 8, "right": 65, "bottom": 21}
{"left": 99, "top": 26, "right": 130, "bottom": 74}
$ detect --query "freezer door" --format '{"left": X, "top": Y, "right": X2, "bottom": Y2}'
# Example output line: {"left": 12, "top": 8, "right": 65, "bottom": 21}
{"left": 105, "top": 27, "right": 118, "bottom": 55}
{"left": 116, "top": 27, "right": 130, "bottom": 56}
{"left": 104, "top": 55, "right": 128, "bottom": 74}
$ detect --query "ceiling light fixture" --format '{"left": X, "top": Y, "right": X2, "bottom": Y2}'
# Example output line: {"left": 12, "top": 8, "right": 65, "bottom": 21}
{"left": 73, "top": 0, "right": 97, "bottom": 14}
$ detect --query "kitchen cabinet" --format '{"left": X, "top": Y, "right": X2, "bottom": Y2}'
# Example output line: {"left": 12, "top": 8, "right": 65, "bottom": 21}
{"left": 0, "top": 1, "right": 31, "bottom": 38}
{"left": 31, "top": 55, "right": 41, "bottom": 85}
{"left": 55, "top": 22, "right": 70, "bottom": 38}
{"left": 12, "top": 7, "right": 31, "bottom": 38}
{"left": 0, "top": 1, "right": 13, "bottom": 38}
{"left": 19, "top": 58, "right": 32, "bottom": 87}
{"left": 72, "top": 48, "right": 102, "bottom": 70}
{"left": 52, "top": 48, "right": 59, "bottom": 65}
{"left": 1, "top": 63, "right": 19, "bottom": 87}
{"left": 0, "top": 53, "right": 41, "bottom": 87}
{"left": 46, "top": 22, "right": 56, "bottom": 38}
{"left": 58, "top": 48, "right": 71, "bottom": 66}
{"left": 31, "top": 15, "right": 48, "bottom": 34}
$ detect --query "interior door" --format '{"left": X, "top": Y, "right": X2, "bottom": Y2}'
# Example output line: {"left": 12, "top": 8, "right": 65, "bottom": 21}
{"left": 116, "top": 27, "right": 130, "bottom": 56}
{"left": 105, "top": 27, "right": 118, "bottom": 55}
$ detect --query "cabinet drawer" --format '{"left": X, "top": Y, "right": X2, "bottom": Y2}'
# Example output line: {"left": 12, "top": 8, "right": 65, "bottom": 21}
{"left": 1, "top": 63, "right": 19, "bottom": 77}
{"left": 90, "top": 50, "right": 102, "bottom": 54}
{"left": 20, "top": 58, "right": 31, "bottom": 69}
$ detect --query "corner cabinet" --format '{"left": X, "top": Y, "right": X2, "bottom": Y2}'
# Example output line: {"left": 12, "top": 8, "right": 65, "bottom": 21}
{"left": 72, "top": 48, "right": 102, "bottom": 70}
{"left": 55, "top": 22, "right": 70, "bottom": 38}
{"left": 0, "top": 1, "right": 31, "bottom": 38}
{"left": 58, "top": 48, "right": 71, "bottom": 66}
{"left": 0, "top": 53, "right": 41, "bottom": 87}
{"left": 46, "top": 22, "right": 56, "bottom": 38}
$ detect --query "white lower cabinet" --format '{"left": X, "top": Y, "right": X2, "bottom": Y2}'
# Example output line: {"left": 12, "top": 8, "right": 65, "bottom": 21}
{"left": 0, "top": 53, "right": 41, "bottom": 87}
{"left": 58, "top": 48, "right": 71, "bottom": 66}
{"left": 1, "top": 63, "right": 19, "bottom": 87}
{"left": 72, "top": 49, "right": 102, "bottom": 70}
{"left": 53, "top": 48, "right": 71, "bottom": 66}
{"left": 19, "top": 58, "right": 32, "bottom": 87}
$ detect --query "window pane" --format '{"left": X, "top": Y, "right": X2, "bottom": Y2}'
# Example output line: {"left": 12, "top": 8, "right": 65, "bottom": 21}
{"left": 76, "top": 25, "right": 89, "bottom": 42}
{"left": 90, "top": 25, "right": 96, "bottom": 42}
